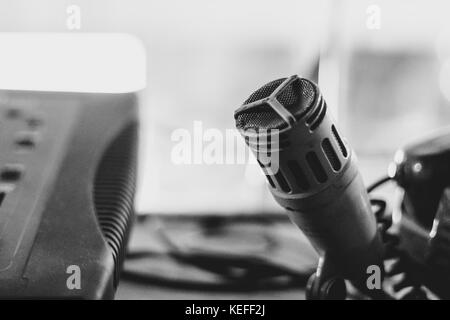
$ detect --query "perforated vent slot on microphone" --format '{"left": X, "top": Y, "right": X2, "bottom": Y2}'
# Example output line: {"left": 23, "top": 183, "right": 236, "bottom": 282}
{"left": 306, "top": 98, "right": 323, "bottom": 126}
{"left": 332, "top": 125, "right": 348, "bottom": 158}
{"left": 266, "top": 175, "right": 276, "bottom": 189}
{"left": 322, "top": 138, "right": 341, "bottom": 171}
{"left": 274, "top": 171, "right": 291, "bottom": 193}
{"left": 257, "top": 159, "right": 271, "bottom": 168}
{"left": 287, "top": 160, "right": 310, "bottom": 191}
{"left": 306, "top": 151, "right": 327, "bottom": 183}
{"left": 310, "top": 102, "right": 327, "bottom": 131}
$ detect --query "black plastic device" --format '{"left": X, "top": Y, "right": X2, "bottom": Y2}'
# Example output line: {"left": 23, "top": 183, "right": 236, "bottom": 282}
{"left": 391, "top": 127, "right": 450, "bottom": 229}
{"left": 390, "top": 127, "right": 450, "bottom": 298}
{"left": 0, "top": 90, "right": 138, "bottom": 299}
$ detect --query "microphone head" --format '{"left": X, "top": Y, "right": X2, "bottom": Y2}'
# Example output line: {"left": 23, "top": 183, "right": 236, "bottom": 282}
{"left": 234, "top": 75, "right": 350, "bottom": 201}
{"left": 235, "top": 77, "right": 316, "bottom": 131}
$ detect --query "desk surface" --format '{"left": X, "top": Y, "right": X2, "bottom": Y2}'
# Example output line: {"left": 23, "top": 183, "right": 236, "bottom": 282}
{"left": 116, "top": 216, "right": 316, "bottom": 300}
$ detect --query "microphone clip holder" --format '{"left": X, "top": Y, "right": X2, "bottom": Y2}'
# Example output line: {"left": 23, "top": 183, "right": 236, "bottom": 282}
{"left": 305, "top": 255, "right": 347, "bottom": 300}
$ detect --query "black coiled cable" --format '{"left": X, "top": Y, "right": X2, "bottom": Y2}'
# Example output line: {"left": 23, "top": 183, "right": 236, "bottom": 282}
{"left": 368, "top": 177, "right": 428, "bottom": 300}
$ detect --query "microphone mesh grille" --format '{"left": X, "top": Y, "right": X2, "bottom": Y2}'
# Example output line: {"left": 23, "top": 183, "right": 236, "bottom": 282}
{"left": 235, "top": 77, "right": 316, "bottom": 131}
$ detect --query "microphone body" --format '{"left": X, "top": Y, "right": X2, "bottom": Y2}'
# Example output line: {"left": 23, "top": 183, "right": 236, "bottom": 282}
{"left": 235, "top": 76, "right": 384, "bottom": 290}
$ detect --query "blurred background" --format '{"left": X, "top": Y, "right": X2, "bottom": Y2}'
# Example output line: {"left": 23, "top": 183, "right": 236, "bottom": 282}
{"left": 1, "top": 0, "right": 450, "bottom": 299}
{"left": 2, "top": 0, "right": 450, "bottom": 215}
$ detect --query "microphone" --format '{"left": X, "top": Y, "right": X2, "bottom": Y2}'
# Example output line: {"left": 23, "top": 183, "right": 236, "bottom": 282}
{"left": 234, "top": 75, "right": 384, "bottom": 297}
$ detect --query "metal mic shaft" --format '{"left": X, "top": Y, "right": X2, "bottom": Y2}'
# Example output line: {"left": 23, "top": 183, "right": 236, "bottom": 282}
{"left": 234, "top": 75, "right": 384, "bottom": 293}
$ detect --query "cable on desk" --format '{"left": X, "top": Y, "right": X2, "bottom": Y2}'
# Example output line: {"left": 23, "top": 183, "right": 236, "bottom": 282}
{"left": 367, "top": 175, "right": 393, "bottom": 193}
{"left": 122, "top": 249, "right": 312, "bottom": 292}
{"left": 122, "top": 213, "right": 315, "bottom": 292}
